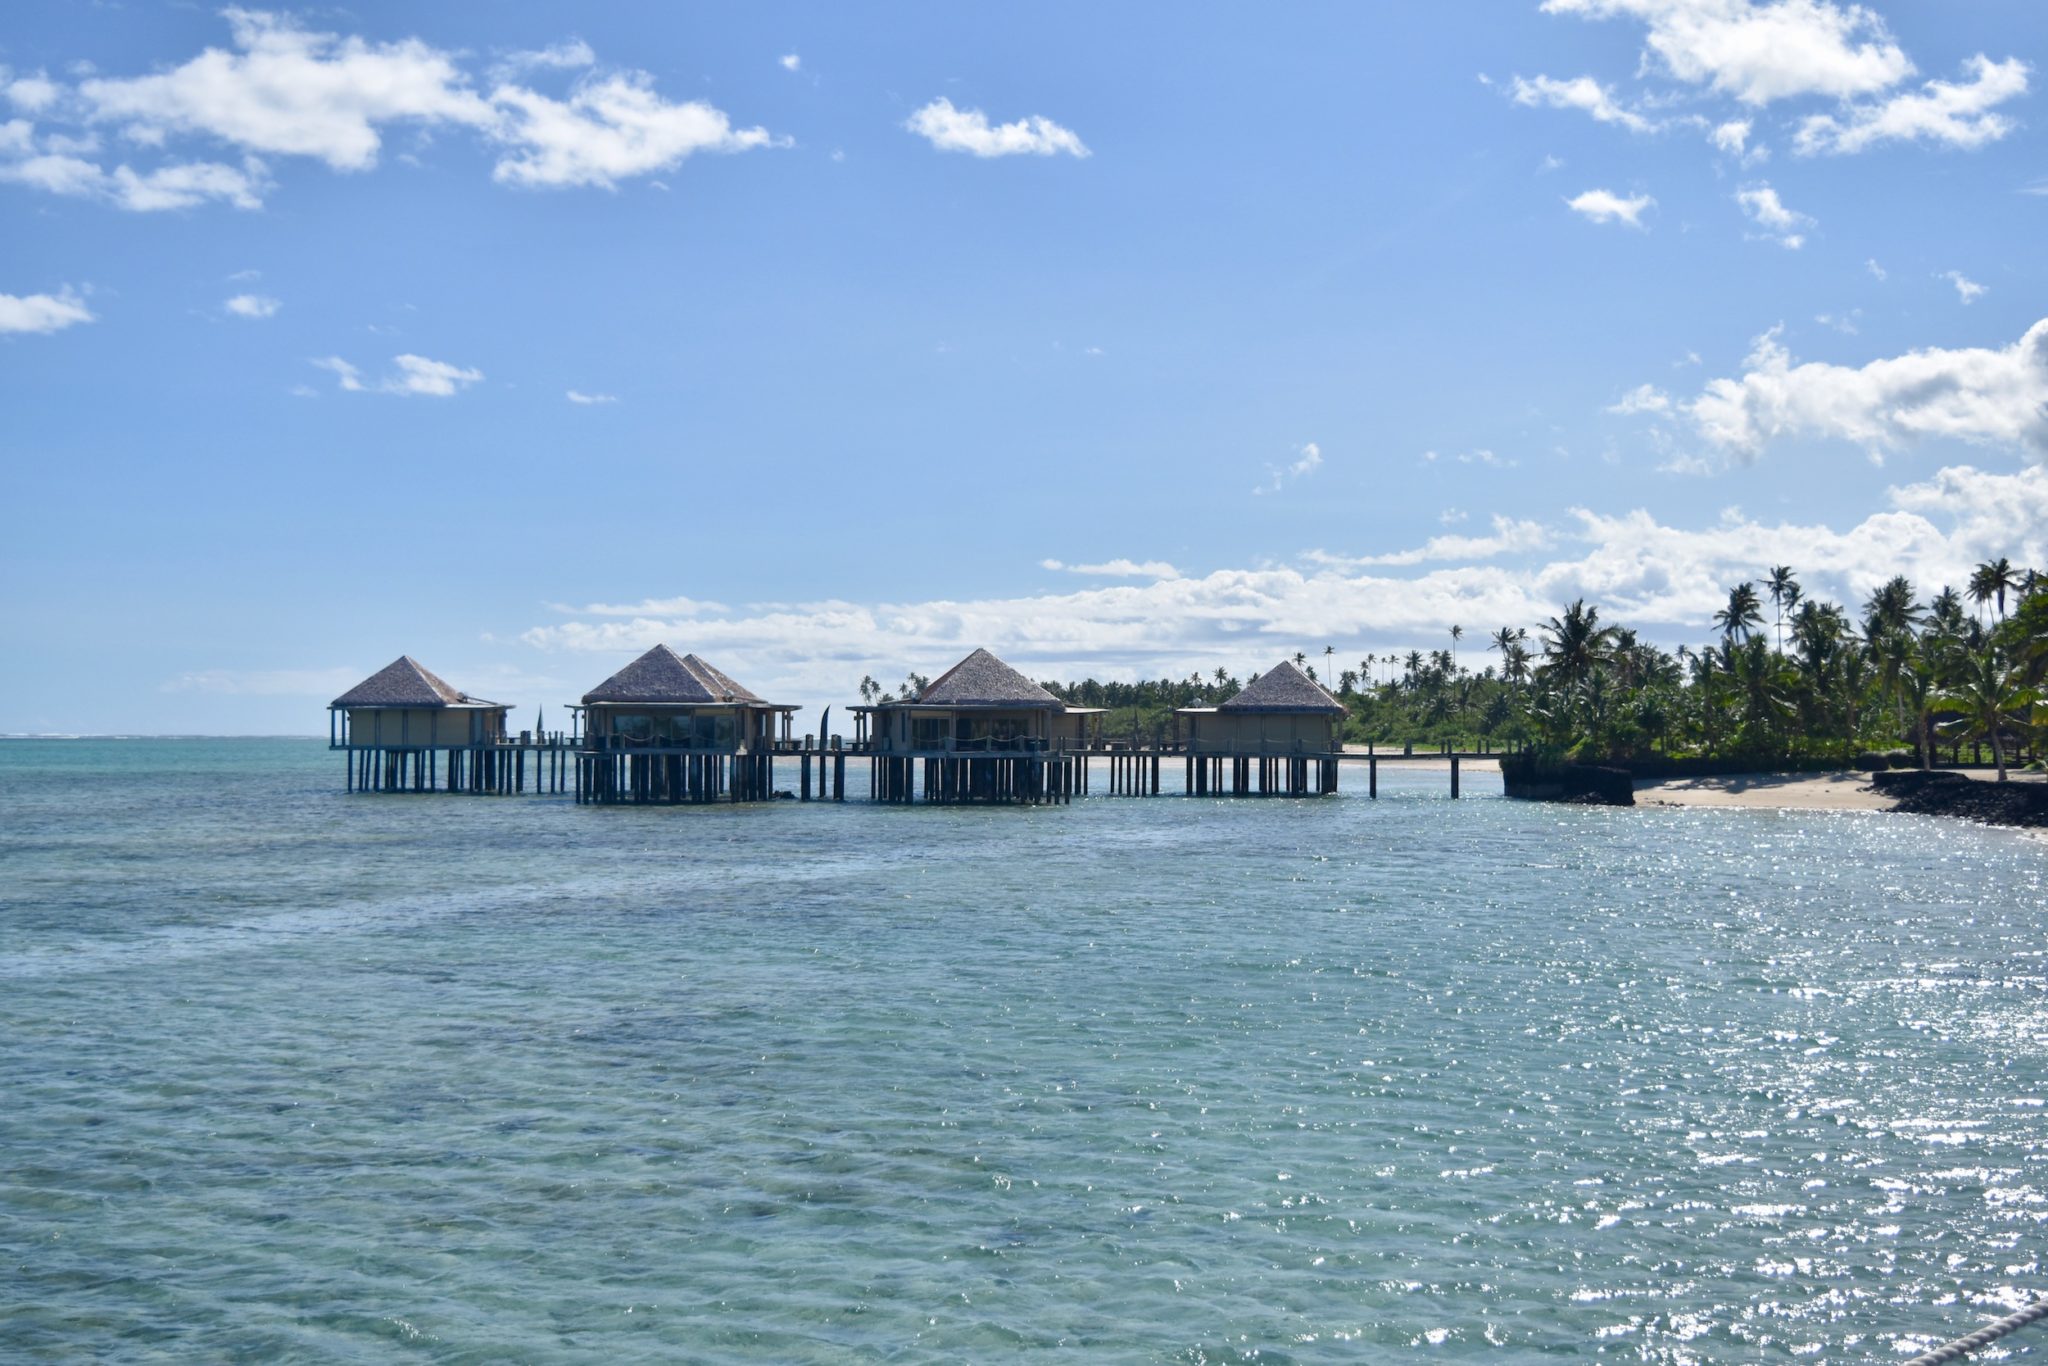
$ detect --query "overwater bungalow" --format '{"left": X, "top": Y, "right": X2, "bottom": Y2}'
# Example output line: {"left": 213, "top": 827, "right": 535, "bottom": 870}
{"left": 330, "top": 656, "right": 512, "bottom": 793}
{"left": 853, "top": 647, "right": 1099, "bottom": 803}
{"left": 573, "top": 645, "right": 799, "bottom": 804}
{"left": 1175, "top": 660, "right": 1345, "bottom": 796}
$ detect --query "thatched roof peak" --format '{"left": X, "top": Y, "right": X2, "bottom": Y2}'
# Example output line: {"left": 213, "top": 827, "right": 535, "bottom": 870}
{"left": 582, "top": 645, "right": 769, "bottom": 706}
{"left": 1219, "top": 660, "right": 1346, "bottom": 714}
{"left": 916, "top": 648, "right": 1061, "bottom": 708}
{"left": 333, "top": 656, "right": 498, "bottom": 709}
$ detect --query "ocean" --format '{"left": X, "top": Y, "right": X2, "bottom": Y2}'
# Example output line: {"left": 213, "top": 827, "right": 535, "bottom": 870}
{"left": 2, "top": 738, "right": 2043, "bottom": 1362}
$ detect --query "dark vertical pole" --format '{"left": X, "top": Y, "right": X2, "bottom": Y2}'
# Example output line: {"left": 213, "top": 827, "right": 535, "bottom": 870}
{"left": 1369, "top": 756, "right": 1378, "bottom": 799}
{"left": 1451, "top": 754, "right": 1460, "bottom": 799}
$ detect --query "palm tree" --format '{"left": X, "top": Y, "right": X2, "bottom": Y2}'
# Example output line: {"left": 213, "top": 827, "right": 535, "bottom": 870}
{"left": 1538, "top": 599, "right": 1613, "bottom": 690}
{"left": 1449, "top": 624, "right": 1463, "bottom": 672}
{"left": 1765, "top": 566, "right": 1799, "bottom": 653}
{"left": 1938, "top": 644, "right": 2034, "bottom": 781}
{"left": 1713, "top": 582, "right": 1765, "bottom": 643}
{"left": 1324, "top": 644, "right": 1336, "bottom": 674}
{"left": 1293, "top": 650, "right": 1307, "bottom": 669}
{"left": 1969, "top": 557, "right": 2019, "bottom": 620}
{"left": 1863, "top": 576, "right": 1922, "bottom": 639}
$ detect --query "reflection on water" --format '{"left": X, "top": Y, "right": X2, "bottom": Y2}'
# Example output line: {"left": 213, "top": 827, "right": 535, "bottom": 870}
{"left": 1, "top": 738, "right": 2043, "bottom": 1361}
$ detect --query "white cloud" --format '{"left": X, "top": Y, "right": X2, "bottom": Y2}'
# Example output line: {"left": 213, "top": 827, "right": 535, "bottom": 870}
{"left": 1254, "top": 441, "right": 1323, "bottom": 494}
{"left": 1814, "top": 309, "right": 1861, "bottom": 334}
{"left": 1311, "top": 515, "right": 1555, "bottom": 568}
{"left": 905, "top": 97, "right": 1089, "bottom": 158}
{"left": 0, "top": 13, "right": 783, "bottom": 207}
{"left": 545, "top": 595, "right": 730, "bottom": 617}
{"left": 314, "top": 352, "right": 481, "bottom": 396}
{"left": 514, "top": 463, "right": 2045, "bottom": 698}
{"left": 566, "top": 389, "right": 617, "bottom": 404}
{"left": 0, "top": 287, "right": 93, "bottom": 334}
{"left": 1608, "top": 382, "right": 1673, "bottom": 414}
{"left": 1794, "top": 55, "right": 2030, "bottom": 155}
{"left": 225, "top": 292, "right": 280, "bottom": 318}
{"left": 311, "top": 355, "right": 364, "bottom": 391}
{"left": 1734, "top": 182, "right": 1813, "bottom": 247}
{"left": 1041, "top": 558, "right": 1182, "bottom": 579}
{"left": 492, "top": 40, "right": 596, "bottom": 80}
{"left": 1710, "top": 118, "right": 1752, "bottom": 154}
{"left": 1566, "top": 188, "right": 1654, "bottom": 227}
{"left": 1941, "top": 270, "right": 1987, "bottom": 305}
{"left": 490, "top": 73, "right": 785, "bottom": 188}
{"left": 1686, "top": 319, "right": 2048, "bottom": 460}
{"left": 1540, "top": 0, "right": 1913, "bottom": 106}
{"left": 0, "top": 123, "right": 267, "bottom": 210}
{"left": 1509, "top": 74, "right": 1656, "bottom": 131}
{"left": 7, "top": 73, "right": 61, "bottom": 113}
{"left": 780, "top": 54, "right": 801, "bottom": 73}
{"left": 1865, "top": 257, "right": 1887, "bottom": 281}
{"left": 78, "top": 9, "right": 496, "bottom": 171}
{"left": 387, "top": 353, "right": 482, "bottom": 396}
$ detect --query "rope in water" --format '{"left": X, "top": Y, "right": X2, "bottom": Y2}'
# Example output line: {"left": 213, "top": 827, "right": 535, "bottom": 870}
{"left": 1902, "top": 1296, "right": 2048, "bottom": 1365}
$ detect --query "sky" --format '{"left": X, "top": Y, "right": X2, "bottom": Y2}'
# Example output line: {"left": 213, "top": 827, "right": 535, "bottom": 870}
{"left": 2, "top": 0, "right": 2044, "bottom": 734}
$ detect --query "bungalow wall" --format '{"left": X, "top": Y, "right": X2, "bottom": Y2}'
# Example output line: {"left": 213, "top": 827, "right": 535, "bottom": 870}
{"left": 345, "top": 707, "right": 505, "bottom": 747}
{"left": 1184, "top": 712, "right": 1337, "bottom": 754}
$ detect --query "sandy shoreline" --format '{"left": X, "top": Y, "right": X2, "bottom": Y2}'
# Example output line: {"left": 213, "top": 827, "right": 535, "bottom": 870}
{"left": 1634, "top": 768, "right": 2047, "bottom": 842}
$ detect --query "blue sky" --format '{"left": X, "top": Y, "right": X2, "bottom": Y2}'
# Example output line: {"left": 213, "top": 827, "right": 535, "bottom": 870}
{"left": 2, "top": 1, "right": 2043, "bottom": 733}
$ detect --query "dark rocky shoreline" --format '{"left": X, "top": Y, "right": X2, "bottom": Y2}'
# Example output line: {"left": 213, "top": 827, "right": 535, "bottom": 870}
{"left": 1870, "top": 768, "right": 2048, "bottom": 830}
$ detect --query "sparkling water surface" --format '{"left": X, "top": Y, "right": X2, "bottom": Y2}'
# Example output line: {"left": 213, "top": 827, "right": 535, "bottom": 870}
{"left": 2, "top": 738, "right": 2044, "bottom": 1362}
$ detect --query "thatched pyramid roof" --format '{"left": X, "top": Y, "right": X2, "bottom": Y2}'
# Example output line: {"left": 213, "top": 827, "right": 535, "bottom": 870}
{"left": 582, "top": 645, "right": 766, "bottom": 705}
{"left": 333, "top": 656, "right": 498, "bottom": 708}
{"left": 1219, "top": 660, "right": 1346, "bottom": 714}
{"left": 916, "top": 648, "right": 1061, "bottom": 707}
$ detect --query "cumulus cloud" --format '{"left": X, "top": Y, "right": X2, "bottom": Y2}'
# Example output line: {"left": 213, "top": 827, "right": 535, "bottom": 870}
{"left": 0, "top": 120, "right": 267, "bottom": 211}
{"left": 1794, "top": 55, "right": 2030, "bottom": 154}
{"left": 1566, "top": 188, "right": 1654, "bottom": 227}
{"left": 313, "top": 352, "right": 482, "bottom": 396}
{"left": 1608, "top": 383, "right": 1673, "bottom": 415}
{"left": 1685, "top": 319, "right": 2048, "bottom": 460}
{"left": 1509, "top": 74, "right": 1656, "bottom": 131}
{"left": 490, "top": 73, "right": 786, "bottom": 188}
{"left": 0, "top": 12, "right": 783, "bottom": 209}
{"left": 1710, "top": 118, "right": 1752, "bottom": 154}
{"left": 905, "top": 97, "right": 1089, "bottom": 158}
{"left": 78, "top": 9, "right": 495, "bottom": 171}
{"left": 1540, "top": 0, "right": 1913, "bottom": 105}
{"left": 1309, "top": 515, "right": 1554, "bottom": 568}
{"left": 1041, "top": 558, "right": 1182, "bottom": 579}
{"left": 0, "top": 287, "right": 93, "bottom": 334}
{"left": 1941, "top": 270, "right": 1987, "bottom": 305}
{"left": 515, "top": 463, "right": 2046, "bottom": 701}
{"left": 6, "top": 72, "right": 61, "bottom": 113}
{"left": 225, "top": 292, "right": 280, "bottom": 318}
{"left": 1254, "top": 441, "right": 1323, "bottom": 494}
{"left": 566, "top": 389, "right": 617, "bottom": 404}
{"left": 1734, "top": 182, "right": 1813, "bottom": 247}
{"left": 780, "top": 54, "right": 801, "bottom": 73}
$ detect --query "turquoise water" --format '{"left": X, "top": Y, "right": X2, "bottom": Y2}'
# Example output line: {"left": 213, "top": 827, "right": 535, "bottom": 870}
{"left": 1, "top": 739, "right": 2044, "bottom": 1362}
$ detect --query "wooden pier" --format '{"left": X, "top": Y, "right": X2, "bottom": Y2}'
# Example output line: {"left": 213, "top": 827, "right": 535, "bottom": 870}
{"left": 342, "top": 737, "right": 573, "bottom": 795}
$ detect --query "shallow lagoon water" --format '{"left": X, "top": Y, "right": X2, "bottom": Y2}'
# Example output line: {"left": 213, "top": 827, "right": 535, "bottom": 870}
{"left": 1, "top": 738, "right": 2044, "bottom": 1361}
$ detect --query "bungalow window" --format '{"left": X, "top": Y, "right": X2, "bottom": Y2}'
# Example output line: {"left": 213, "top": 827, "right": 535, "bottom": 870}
{"left": 612, "top": 713, "right": 653, "bottom": 743}
{"left": 692, "top": 714, "right": 736, "bottom": 749}
{"left": 959, "top": 717, "right": 1030, "bottom": 744}
{"left": 912, "top": 717, "right": 950, "bottom": 749}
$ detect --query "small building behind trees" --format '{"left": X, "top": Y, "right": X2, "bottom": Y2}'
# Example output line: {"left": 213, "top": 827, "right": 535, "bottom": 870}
{"left": 1175, "top": 660, "right": 1346, "bottom": 796}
